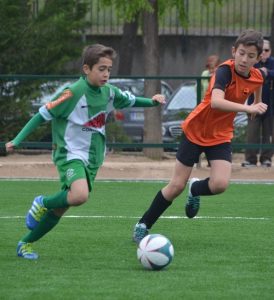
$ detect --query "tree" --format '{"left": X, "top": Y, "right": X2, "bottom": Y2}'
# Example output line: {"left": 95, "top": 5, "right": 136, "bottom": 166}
{"left": 0, "top": 0, "right": 89, "bottom": 141}
{"left": 101, "top": 0, "right": 219, "bottom": 159}
{"left": 0, "top": 0, "right": 89, "bottom": 75}
{"left": 142, "top": 0, "right": 162, "bottom": 159}
{"left": 118, "top": 17, "right": 139, "bottom": 75}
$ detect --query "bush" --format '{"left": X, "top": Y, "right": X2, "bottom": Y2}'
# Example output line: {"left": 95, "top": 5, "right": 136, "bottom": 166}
{"left": 106, "top": 121, "right": 132, "bottom": 143}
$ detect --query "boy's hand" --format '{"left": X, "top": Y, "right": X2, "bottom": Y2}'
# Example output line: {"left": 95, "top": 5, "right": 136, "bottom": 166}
{"left": 248, "top": 102, "right": 267, "bottom": 115}
{"left": 152, "top": 94, "right": 166, "bottom": 104}
{"left": 5, "top": 141, "right": 15, "bottom": 153}
{"left": 260, "top": 67, "right": 268, "bottom": 76}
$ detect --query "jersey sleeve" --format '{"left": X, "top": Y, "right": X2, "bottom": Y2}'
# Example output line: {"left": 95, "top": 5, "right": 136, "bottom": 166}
{"left": 12, "top": 113, "right": 46, "bottom": 147}
{"left": 212, "top": 65, "right": 232, "bottom": 91}
{"left": 133, "top": 97, "right": 158, "bottom": 107}
{"left": 110, "top": 85, "right": 158, "bottom": 109}
{"left": 111, "top": 85, "right": 137, "bottom": 109}
{"left": 39, "top": 89, "right": 74, "bottom": 120}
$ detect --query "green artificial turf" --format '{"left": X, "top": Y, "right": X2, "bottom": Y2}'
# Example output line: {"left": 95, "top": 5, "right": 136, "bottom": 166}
{"left": 0, "top": 180, "right": 273, "bottom": 299}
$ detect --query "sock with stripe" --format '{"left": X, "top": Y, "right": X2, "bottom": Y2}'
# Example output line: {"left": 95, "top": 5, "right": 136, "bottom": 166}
{"left": 21, "top": 210, "right": 61, "bottom": 243}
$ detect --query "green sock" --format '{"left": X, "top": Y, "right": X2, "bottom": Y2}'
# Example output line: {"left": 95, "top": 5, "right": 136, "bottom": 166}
{"left": 21, "top": 211, "right": 61, "bottom": 243}
{"left": 42, "top": 190, "right": 69, "bottom": 209}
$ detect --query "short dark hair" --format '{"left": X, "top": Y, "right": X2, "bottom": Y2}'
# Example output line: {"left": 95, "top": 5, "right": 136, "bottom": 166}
{"left": 82, "top": 44, "right": 117, "bottom": 69}
{"left": 234, "top": 29, "right": 264, "bottom": 55}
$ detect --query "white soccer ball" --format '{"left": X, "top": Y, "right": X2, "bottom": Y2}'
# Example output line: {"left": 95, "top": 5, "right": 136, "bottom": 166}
{"left": 137, "top": 234, "right": 174, "bottom": 270}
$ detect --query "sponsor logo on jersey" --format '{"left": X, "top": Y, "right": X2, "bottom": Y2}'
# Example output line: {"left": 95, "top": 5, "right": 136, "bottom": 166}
{"left": 243, "top": 88, "right": 250, "bottom": 95}
{"left": 46, "top": 90, "right": 73, "bottom": 110}
{"left": 82, "top": 127, "right": 96, "bottom": 132}
{"left": 83, "top": 113, "right": 105, "bottom": 129}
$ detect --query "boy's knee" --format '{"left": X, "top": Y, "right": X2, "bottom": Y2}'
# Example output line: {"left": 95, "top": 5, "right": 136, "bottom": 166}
{"left": 167, "top": 181, "right": 186, "bottom": 198}
{"left": 69, "top": 192, "right": 89, "bottom": 206}
{"left": 210, "top": 178, "right": 229, "bottom": 194}
{"left": 76, "top": 195, "right": 89, "bottom": 206}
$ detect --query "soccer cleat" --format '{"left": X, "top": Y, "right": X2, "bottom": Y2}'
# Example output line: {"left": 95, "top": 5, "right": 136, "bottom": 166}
{"left": 17, "top": 241, "right": 38, "bottom": 260}
{"left": 261, "top": 160, "right": 271, "bottom": 168}
{"left": 185, "top": 178, "right": 200, "bottom": 218}
{"left": 241, "top": 161, "right": 257, "bottom": 167}
{"left": 132, "top": 223, "right": 148, "bottom": 244}
{"left": 26, "top": 195, "right": 47, "bottom": 230}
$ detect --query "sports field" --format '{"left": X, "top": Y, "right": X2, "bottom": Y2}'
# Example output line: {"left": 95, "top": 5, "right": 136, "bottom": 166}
{"left": 0, "top": 180, "right": 273, "bottom": 299}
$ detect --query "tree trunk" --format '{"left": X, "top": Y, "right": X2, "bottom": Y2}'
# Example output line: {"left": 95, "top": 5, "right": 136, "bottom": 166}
{"left": 142, "top": 0, "right": 163, "bottom": 160}
{"left": 118, "top": 18, "right": 138, "bottom": 75}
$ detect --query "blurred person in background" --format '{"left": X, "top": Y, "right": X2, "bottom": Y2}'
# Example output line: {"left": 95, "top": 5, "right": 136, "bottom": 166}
{"left": 242, "top": 39, "right": 274, "bottom": 168}
{"left": 201, "top": 55, "right": 220, "bottom": 167}
{"left": 201, "top": 55, "right": 220, "bottom": 98}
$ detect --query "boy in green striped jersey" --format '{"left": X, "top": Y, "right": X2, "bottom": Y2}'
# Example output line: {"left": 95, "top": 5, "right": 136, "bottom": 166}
{"left": 6, "top": 44, "right": 165, "bottom": 259}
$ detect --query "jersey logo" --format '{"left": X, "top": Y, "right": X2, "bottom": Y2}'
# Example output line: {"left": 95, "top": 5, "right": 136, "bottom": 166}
{"left": 84, "top": 113, "right": 105, "bottom": 128}
{"left": 243, "top": 88, "right": 250, "bottom": 95}
{"left": 66, "top": 168, "right": 76, "bottom": 180}
{"left": 46, "top": 90, "right": 73, "bottom": 110}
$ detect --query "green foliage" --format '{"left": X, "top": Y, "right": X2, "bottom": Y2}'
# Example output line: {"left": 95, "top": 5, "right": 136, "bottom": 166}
{"left": 101, "top": 0, "right": 222, "bottom": 27}
{"left": 0, "top": 80, "right": 34, "bottom": 141}
{"left": 232, "top": 125, "right": 247, "bottom": 153}
{"left": 101, "top": 0, "right": 152, "bottom": 21}
{"left": 0, "top": 0, "right": 88, "bottom": 74}
{"left": 106, "top": 120, "right": 132, "bottom": 143}
{"left": 0, "top": 0, "right": 89, "bottom": 141}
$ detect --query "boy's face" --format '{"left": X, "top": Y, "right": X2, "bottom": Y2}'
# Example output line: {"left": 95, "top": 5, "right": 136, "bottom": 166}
{"left": 232, "top": 44, "right": 260, "bottom": 76}
{"left": 83, "top": 56, "right": 113, "bottom": 86}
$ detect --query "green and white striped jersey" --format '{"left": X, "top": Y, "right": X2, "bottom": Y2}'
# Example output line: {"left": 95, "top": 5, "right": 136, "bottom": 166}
{"left": 39, "top": 77, "right": 137, "bottom": 168}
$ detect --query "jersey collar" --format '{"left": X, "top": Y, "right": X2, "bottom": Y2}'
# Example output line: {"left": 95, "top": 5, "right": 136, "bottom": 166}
{"left": 83, "top": 76, "right": 101, "bottom": 93}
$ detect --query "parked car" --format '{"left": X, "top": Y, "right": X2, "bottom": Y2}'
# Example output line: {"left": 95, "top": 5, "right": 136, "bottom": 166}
{"left": 162, "top": 81, "right": 196, "bottom": 142}
{"left": 108, "top": 79, "right": 173, "bottom": 142}
{"left": 162, "top": 81, "right": 248, "bottom": 143}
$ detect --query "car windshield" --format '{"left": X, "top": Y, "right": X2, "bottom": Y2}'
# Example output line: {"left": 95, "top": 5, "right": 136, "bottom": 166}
{"left": 110, "top": 81, "right": 144, "bottom": 96}
{"left": 167, "top": 84, "right": 197, "bottom": 111}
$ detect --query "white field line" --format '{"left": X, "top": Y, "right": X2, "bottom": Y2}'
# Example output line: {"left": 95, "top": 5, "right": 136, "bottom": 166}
{"left": 0, "top": 215, "right": 270, "bottom": 221}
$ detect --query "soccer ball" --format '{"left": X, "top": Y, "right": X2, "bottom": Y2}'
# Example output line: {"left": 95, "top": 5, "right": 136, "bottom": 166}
{"left": 137, "top": 234, "right": 174, "bottom": 270}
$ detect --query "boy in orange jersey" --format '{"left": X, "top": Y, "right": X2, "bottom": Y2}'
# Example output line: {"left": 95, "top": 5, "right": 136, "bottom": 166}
{"left": 133, "top": 29, "right": 268, "bottom": 243}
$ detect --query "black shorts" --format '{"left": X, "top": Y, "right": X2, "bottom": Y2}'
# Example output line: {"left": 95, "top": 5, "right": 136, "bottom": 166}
{"left": 176, "top": 134, "right": 232, "bottom": 167}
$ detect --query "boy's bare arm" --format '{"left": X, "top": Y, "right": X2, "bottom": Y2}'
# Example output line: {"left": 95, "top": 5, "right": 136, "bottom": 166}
{"left": 211, "top": 88, "right": 267, "bottom": 115}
